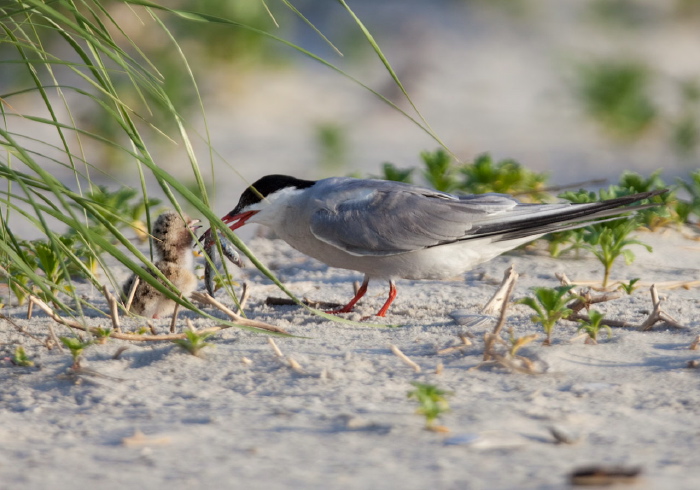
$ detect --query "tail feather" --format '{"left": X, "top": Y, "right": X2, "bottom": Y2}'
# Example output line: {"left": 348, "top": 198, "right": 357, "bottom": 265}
{"left": 466, "top": 189, "right": 667, "bottom": 243}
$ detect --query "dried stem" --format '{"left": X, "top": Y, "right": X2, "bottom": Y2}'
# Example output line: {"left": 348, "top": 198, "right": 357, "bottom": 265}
{"left": 482, "top": 272, "right": 518, "bottom": 362}
{"left": 482, "top": 265, "right": 519, "bottom": 314}
{"left": 192, "top": 291, "right": 289, "bottom": 334}
{"left": 268, "top": 337, "right": 284, "bottom": 358}
{"left": 639, "top": 285, "right": 684, "bottom": 331}
{"left": 125, "top": 277, "right": 139, "bottom": 312}
{"left": 26, "top": 295, "right": 257, "bottom": 342}
{"left": 169, "top": 298, "right": 181, "bottom": 333}
{"left": 103, "top": 285, "right": 122, "bottom": 333}
{"left": 390, "top": 344, "right": 421, "bottom": 372}
{"left": 237, "top": 282, "right": 250, "bottom": 315}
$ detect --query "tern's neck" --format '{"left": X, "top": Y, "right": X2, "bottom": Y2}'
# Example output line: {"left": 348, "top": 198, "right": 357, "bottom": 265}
{"left": 248, "top": 186, "right": 308, "bottom": 227}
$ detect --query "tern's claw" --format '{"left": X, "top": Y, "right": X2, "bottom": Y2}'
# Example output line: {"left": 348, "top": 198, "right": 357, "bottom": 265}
{"left": 199, "top": 228, "right": 243, "bottom": 296}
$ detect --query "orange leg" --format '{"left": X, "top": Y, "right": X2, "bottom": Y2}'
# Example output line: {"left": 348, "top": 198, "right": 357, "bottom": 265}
{"left": 375, "top": 280, "right": 397, "bottom": 317}
{"left": 326, "top": 276, "right": 370, "bottom": 314}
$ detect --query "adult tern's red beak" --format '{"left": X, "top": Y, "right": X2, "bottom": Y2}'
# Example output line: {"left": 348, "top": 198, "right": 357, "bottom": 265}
{"left": 222, "top": 210, "right": 259, "bottom": 231}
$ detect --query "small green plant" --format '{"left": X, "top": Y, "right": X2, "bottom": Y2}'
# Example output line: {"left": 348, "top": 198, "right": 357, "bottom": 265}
{"left": 675, "top": 170, "right": 700, "bottom": 223}
{"left": 11, "top": 346, "right": 34, "bottom": 367}
{"left": 377, "top": 162, "right": 414, "bottom": 183}
{"left": 577, "top": 310, "right": 612, "bottom": 344}
{"left": 421, "top": 149, "right": 457, "bottom": 192}
{"left": 28, "top": 238, "right": 73, "bottom": 300}
{"left": 618, "top": 278, "right": 641, "bottom": 295}
{"left": 518, "top": 286, "right": 578, "bottom": 345}
{"left": 614, "top": 171, "right": 675, "bottom": 229}
{"left": 172, "top": 328, "right": 215, "bottom": 357}
{"left": 2, "top": 250, "right": 36, "bottom": 306}
{"left": 407, "top": 382, "right": 452, "bottom": 430}
{"left": 94, "top": 327, "right": 113, "bottom": 344}
{"left": 460, "top": 153, "right": 549, "bottom": 199}
{"left": 60, "top": 336, "right": 94, "bottom": 370}
{"left": 582, "top": 219, "right": 652, "bottom": 288}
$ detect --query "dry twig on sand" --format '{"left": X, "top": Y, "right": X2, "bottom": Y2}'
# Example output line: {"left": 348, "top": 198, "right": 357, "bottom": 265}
{"left": 390, "top": 344, "right": 421, "bottom": 372}
{"left": 437, "top": 333, "right": 473, "bottom": 355}
{"left": 471, "top": 271, "right": 543, "bottom": 375}
{"left": 192, "top": 291, "right": 289, "bottom": 334}
{"left": 102, "top": 285, "right": 122, "bottom": 333}
{"left": 268, "top": 337, "right": 284, "bottom": 358}
{"left": 639, "top": 285, "right": 684, "bottom": 331}
{"left": 124, "top": 277, "right": 139, "bottom": 312}
{"left": 27, "top": 295, "right": 284, "bottom": 342}
{"left": 559, "top": 283, "right": 684, "bottom": 331}
{"left": 482, "top": 265, "right": 519, "bottom": 314}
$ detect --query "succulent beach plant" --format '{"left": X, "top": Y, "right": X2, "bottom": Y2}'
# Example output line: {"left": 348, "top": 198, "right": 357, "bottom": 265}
{"left": 577, "top": 310, "right": 612, "bottom": 344}
{"left": 407, "top": 382, "right": 452, "bottom": 430}
{"left": 60, "top": 336, "right": 93, "bottom": 370}
{"left": 172, "top": 328, "right": 215, "bottom": 357}
{"left": 11, "top": 346, "right": 34, "bottom": 367}
{"left": 518, "top": 286, "right": 578, "bottom": 345}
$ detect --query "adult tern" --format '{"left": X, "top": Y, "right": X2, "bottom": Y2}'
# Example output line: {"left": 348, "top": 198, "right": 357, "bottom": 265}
{"left": 210, "top": 175, "right": 664, "bottom": 317}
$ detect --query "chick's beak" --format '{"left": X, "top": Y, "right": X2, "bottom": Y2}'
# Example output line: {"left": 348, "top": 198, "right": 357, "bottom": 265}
{"left": 187, "top": 219, "right": 202, "bottom": 232}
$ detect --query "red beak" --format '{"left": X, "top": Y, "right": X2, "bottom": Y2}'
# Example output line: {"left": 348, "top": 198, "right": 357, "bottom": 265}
{"left": 222, "top": 210, "right": 258, "bottom": 231}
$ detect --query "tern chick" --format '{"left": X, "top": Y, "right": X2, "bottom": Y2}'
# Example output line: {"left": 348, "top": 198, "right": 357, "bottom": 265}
{"left": 211, "top": 175, "right": 665, "bottom": 317}
{"left": 123, "top": 211, "right": 199, "bottom": 318}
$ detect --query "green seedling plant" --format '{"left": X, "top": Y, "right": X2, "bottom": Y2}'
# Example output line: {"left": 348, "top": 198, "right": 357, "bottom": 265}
{"left": 378, "top": 162, "right": 414, "bottom": 184}
{"left": 377, "top": 151, "right": 549, "bottom": 200}
{"left": 460, "top": 153, "right": 549, "bottom": 200}
{"left": 28, "top": 239, "right": 73, "bottom": 301}
{"left": 60, "top": 336, "right": 94, "bottom": 370}
{"left": 577, "top": 309, "right": 612, "bottom": 344}
{"left": 2, "top": 251, "right": 37, "bottom": 307}
{"left": 12, "top": 346, "right": 34, "bottom": 367}
{"left": 173, "top": 329, "right": 215, "bottom": 357}
{"left": 582, "top": 219, "right": 652, "bottom": 288}
{"left": 518, "top": 286, "right": 578, "bottom": 345}
{"left": 407, "top": 382, "right": 452, "bottom": 431}
{"left": 421, "top": 149, "right": 458, "bottom": 192}
{"left": 675, "top": 170, "right": 700, "bottom": 224}
{"left": 618, "top": 278, "right": 641, "bottom": 295}
{"left": 94, "top": 328, "right": 113, "bottom": 344}
{"left": 614, "top": 170, "right": 674, "bottom": 229}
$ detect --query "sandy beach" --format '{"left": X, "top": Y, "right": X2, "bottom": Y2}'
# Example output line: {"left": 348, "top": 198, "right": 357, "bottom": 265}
{"left": 1, "top": 224, "right": 698, "bottom": 489}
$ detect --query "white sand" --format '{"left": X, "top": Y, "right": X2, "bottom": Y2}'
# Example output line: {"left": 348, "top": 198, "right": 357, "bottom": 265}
{"left": 1, "top": 227, "right": 699, "bottom": 489}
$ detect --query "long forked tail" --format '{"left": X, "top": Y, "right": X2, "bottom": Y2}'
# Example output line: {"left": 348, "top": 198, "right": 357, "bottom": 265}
{"left": 477, "top": 189, "right": 668, "bottom": 242}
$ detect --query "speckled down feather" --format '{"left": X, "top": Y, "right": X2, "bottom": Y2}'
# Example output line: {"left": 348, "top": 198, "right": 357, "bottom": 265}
{"left": 122, "top": 212, "right": 198, "bottom": 318}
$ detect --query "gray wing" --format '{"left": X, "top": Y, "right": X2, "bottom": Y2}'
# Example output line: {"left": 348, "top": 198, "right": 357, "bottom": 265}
{"left": 308, "top": 179, "right": 523, "bottom": 256}
{"left": 308, "top": 179, "right": 663, "bottom": 257}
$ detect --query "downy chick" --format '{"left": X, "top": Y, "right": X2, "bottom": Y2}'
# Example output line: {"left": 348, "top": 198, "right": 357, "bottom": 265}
{"left": 123, "top": 211, "right": 199, "bottom": 318}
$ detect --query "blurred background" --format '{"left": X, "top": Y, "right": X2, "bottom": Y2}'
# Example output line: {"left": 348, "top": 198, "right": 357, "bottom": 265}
{"left": 3, "top": 0, "right": 700, "bottom": 212}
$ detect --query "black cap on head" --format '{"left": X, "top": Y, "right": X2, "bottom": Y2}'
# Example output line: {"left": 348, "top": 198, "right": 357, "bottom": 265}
{"left": 229, "top": 175, "right": 316, "bottom": 215}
